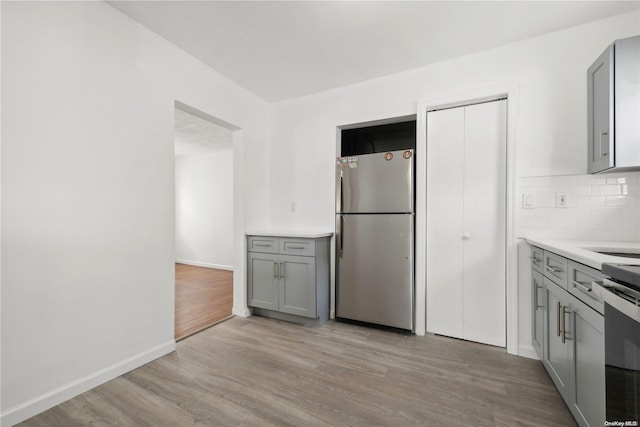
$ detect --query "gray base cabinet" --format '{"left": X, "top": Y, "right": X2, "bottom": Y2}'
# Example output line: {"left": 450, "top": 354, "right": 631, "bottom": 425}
{"left": 247, "top": 252, "right": 280, "bottom": 311}
{"left": 572, "top": 296, "right": 605, "bottom": 427}
{"left": 278, "top": 254, "right": 316, "bottom": 317}
{"left": 531, "top": 246, "right": 605, "bottom": 427}
{"left": 532, "top": 269, "right": 545, "bottom": 358}
{"left": 247, "top": 235, "right": 330, "bottom": 326}
{"left": 543, "top": 277, "right": 575, "bottom": 405}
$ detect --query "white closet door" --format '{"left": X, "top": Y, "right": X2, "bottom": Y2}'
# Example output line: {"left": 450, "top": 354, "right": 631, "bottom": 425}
{"left": 426, "top": 99, "right": 507, "bottom": 347}
{"left": 462, "top": 100, "right": 506, "bottom": 347}
{"left": 426, "top": 107, "right": 465, "bottom": 339}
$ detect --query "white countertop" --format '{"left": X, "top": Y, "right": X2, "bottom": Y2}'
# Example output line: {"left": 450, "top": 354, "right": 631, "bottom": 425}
{"left": 525, "top": 238, "right": 640, "bottom": 270}
{"left": 246, "top": 230, "right": 334, "bottom": 238}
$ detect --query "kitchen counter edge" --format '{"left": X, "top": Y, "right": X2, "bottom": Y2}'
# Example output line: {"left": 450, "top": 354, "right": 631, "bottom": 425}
{"left": 246, "top": 231, "right": 334, "bottom": 239}
{"left": 524, "top": 238, "right": 640, "bottom": 270}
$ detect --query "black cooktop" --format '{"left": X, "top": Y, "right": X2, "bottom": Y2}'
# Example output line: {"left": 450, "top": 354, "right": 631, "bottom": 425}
{"left": 602, "top": 263, "right": 640, "bottom": 292}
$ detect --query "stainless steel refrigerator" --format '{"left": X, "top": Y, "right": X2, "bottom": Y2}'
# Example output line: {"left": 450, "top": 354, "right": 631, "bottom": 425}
{"left": 335, "top": 149, "right": 414, "bottom": 331}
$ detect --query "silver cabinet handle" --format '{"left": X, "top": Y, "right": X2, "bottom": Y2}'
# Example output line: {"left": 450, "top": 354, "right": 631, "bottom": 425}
{"left": 600, "top": 130, "right": 609, "bottom": 157}
{"left": 462, "top": 234, "right": 471, "bottom": 240}
{"left": 534, "top": 280, "right": 543, "bottom": 309}
{"left": 529, "top": 256, "right": 541, "bottom": 265}
{"left": 561, "top": 305, "right": 571, "bottom": 344}
{"left": 255, "top": 243, "right": 272, "bottom": 247}
{"left": 273, "top": 262, "right": 279, "bottom": 279}
{"left": 571, "top": 280, "right": 592, "bottom": 293}
{"left": 545, "top": 265, "right": 562, "bottom": 274}
{"left": 556, "top": 301, "right": 561, "bottom": 337}
{"left": 280, "top": 262, "right": 285, "bottom": 279}
{"left": 287, "top": 245, "right": 305, "bottom": 250}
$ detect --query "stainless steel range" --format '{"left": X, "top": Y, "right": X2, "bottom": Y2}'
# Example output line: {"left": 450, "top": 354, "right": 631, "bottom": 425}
{"left": 593, "top": 263, "right": 640, "bottom": 424}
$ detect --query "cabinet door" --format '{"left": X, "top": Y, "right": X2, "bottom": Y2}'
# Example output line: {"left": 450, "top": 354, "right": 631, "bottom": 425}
{"left": 278, "top": 255, "right": 316, "bottom": 318}
{"left": 247, "top": 252, "right": 279, "bottom": 311}
{"left": 587, "top": 44, "right": 614, "bottom": 173}
{"left": 572, "top": 298, "right": 605, "bottom": 427}
{"left": 543, "top": 278, "right": 575, "bottom": 404}
{"left": 532, "top": 270, "right": 545, "bottom": 359}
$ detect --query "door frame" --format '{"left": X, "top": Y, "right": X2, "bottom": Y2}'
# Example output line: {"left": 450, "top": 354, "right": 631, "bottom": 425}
{"left": 416, "top": 83, "right": 519, "bottom": 355}
{"left": 173, "top": 100, "right": 250, "bottom": 320}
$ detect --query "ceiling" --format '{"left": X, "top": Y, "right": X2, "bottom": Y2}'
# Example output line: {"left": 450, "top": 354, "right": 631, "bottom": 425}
{"left": 108, "top": 1, "right": 640, "bottom": 102}
{"left": 174, "top": 108, "right": 233, "bottom": 156}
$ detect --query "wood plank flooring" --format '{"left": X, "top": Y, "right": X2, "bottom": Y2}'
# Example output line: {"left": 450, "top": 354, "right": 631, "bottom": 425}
{"left": 19, "top": 316, "right": 576, "bottom": 427}
{"left": 175, "top": 263, "right": 233, "bottom": 340}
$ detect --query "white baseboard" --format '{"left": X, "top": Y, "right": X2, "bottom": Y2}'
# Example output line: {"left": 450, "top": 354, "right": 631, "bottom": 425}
{"left": 232, "top": 306, "right": 252, "bottom": 317}
{"left": 175, "top": 259, "right": 233, "bottom": 271}
{"left": 1, "top": 340, "right": 175, "bottom": 427}
{"left": 518, "top": 344, "right": 540, "bottom": 360}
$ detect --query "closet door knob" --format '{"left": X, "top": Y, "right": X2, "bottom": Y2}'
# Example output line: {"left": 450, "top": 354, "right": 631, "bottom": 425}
{"left": 462, "top": 234, "right": 471, "bottom": 240}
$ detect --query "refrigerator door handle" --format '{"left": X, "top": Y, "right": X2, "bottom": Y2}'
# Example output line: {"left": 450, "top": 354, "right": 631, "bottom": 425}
{"left": 338, "top": 170, "right": 344, "bottom": 213}
{"left": 339, "top": 215, "right": 344, "bottom": 257}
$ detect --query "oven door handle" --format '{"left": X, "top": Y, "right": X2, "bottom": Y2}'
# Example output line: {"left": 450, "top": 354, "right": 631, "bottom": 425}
{"left": 593, "top": 279, "right": 640, "bottom": 323}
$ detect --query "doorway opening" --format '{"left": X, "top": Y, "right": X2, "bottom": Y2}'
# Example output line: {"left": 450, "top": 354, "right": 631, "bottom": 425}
{"left": 174, "top": 103, "right": 235, "bottom": 340}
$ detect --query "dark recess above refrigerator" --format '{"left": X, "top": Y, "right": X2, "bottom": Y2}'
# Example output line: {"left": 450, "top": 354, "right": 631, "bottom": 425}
{"left": 341, "top": 120, "right": 416, "bottom": 156}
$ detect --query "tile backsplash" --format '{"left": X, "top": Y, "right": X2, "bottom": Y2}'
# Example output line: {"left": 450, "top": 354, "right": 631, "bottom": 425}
{"left": 517, "top": 171, "right": 640, "bottom": 241}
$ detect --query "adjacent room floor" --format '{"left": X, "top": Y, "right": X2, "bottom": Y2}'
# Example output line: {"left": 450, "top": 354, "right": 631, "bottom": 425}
{"left": 20, "top": 316, "right": 576, "bottom": 426}
{"left": 174, "top": 263, "right": 233, "bottom": 340}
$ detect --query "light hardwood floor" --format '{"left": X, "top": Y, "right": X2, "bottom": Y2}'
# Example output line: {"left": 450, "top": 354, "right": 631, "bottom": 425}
{"left": 19, "top": 316, "right": 576, "bottom": 426}
{"left": 175, "top": 263, "right": 233, "bottom": 340}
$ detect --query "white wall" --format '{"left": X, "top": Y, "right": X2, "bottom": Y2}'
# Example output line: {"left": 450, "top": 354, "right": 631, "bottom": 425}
{"left": 175, "top": 149, "right": 234, "bottom": 269}
{"left": 1, "top": 2, "right": 269, "bottom": 425}
{"left": 267, "top": 11, "right": 640, "bottom": 352}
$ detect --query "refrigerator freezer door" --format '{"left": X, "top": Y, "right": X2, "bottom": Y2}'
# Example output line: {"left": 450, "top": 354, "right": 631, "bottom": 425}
{"left": 336, "top": 150, "right": 413, "bottom": 214}
{"left": 336, "top": 213, "right": 414, "bottom": 330}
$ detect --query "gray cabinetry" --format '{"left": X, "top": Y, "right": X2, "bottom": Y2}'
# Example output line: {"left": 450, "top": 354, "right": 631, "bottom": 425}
{"left": 588, "top": 35, "right": 640, "bottom": 173}
{"left": 532, "top": 269, "right": 545, "bottom": 358}
{"left": 543, "top": 251, "right": 568, "bottom": 288}
{"left": 568, "top": 261, "right": 605, "bottom": 314}
{"left": 247, "top": 252, "right": 279, "bottom": 310}
{"left": 588, "top": 44, "right": 614, "bottom": 173}
{"left": 543, "top": 276, "right": 575, "bottom": 404}
{"left": 572, "top": 295, "right": 605, "bottom": 427}
{"left": 247, "top": 235, "right": 330, "bottom": 326}
{"left": 530, "top": 246, "right": 605, "bottom": 427}
{"left": 278, "top": 255, "right": 316, "bottom": 317}
{"left": 530, "top": 246, "right": 544, "bottom": 274}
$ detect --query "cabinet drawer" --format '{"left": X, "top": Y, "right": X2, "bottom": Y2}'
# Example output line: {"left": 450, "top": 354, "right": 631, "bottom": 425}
{"left": 530, "top": 246, "right": 544, "bottom": 273}
{"left": 567, "top": 261, "right": 604, "bottom": 314}
{"left": 247, "top": 236, "right": 279, "bottom": 254}
{"left": 279, "top": 238, "right": 315, "bottom": 256}
{"left": 543, "top": 251, "right": 568, "bottom": 288}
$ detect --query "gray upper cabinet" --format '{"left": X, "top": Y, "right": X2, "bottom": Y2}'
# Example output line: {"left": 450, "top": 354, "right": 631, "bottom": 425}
{"left": 588, "top": 35, "right": 640, "bottom": 174}
{"left": 588, "top": 44, "right": 614, "bottom": 173}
